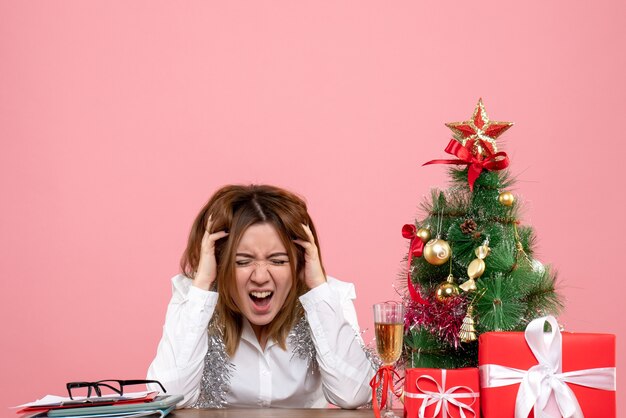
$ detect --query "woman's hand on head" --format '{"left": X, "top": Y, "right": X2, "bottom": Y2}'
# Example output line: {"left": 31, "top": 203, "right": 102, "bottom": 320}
{"left": 293, "top": 224, "right": 326, "bottom": 290}
{"left": 194, "top": 215, "right": 229, "bottom": 291}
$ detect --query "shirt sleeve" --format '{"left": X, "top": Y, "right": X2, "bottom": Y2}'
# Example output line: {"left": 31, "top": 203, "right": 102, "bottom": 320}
{"left": 146, "top": 274, "right": 218, "bottom": 408}
{"left": 299, "top": 277, "right": 375, "bottom": 409}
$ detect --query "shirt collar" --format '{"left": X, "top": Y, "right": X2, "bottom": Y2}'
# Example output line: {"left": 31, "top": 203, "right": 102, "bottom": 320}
{"left": 240, "top": 318, "right": 278, "bottom": 352}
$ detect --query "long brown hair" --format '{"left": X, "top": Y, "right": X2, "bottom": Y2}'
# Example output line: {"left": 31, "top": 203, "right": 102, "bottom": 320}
{"left": 180, "top": 184, "right": 325, "bottom": 356}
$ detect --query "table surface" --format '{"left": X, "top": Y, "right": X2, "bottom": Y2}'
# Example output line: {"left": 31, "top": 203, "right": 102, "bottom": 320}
{"left": 170, "top": 408, "right": 396, "bottom": 417}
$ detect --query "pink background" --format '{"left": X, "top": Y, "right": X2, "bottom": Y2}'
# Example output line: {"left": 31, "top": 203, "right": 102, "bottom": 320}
{"left": 1, "top": 0, "right": 624, "bottom": 413}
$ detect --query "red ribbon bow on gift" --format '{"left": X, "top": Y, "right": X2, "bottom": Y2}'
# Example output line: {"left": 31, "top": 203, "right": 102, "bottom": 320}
{"left": 370, "top": 365, "right": 403, "bottom": 418}
{"left": 423, "top": 139, "right": 509, "bottom": 191}
{"left": 402, "top": 224, "right": 428, "bottom": 305}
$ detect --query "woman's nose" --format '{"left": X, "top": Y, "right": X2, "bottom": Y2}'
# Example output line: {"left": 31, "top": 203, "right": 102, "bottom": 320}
{"left": 251, "top": 262, "right": 271, "bottom": 281}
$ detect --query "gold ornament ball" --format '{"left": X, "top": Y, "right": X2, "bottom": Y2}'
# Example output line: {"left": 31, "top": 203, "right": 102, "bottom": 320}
{"left": 416, "top": 227, "right": 431, "bottom": 243}
{"left": 435, "top": 278, "right": 460, "bottom": 302}
{"left": 498, "top": 191, "right": 515, "bottom": 207}
{"left": 423, "top": 238, "right": 451, "bottom": 265}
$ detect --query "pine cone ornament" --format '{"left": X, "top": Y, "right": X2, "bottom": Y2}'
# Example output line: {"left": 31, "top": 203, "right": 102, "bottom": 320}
{"left": 460, "top": 219, "right": 478, "bottom": 235}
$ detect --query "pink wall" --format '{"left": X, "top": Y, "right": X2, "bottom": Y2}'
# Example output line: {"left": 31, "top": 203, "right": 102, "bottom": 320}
{"left": 1, "top": 0, "right": 624, "bottom": 412}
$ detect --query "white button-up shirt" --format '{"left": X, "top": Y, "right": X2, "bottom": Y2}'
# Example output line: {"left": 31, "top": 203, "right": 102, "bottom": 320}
{"left": 147, "top": 275, "right": 373, "bottom": 409}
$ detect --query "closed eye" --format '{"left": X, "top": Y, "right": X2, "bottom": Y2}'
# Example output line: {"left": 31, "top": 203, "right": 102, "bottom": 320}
{"left": 234, "top": 259, "right": 289, "bottom": 267}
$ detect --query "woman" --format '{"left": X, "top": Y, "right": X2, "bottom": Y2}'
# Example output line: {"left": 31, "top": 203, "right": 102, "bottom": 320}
{"left": 147, "top": 184, "right": 374, "bottom": 408}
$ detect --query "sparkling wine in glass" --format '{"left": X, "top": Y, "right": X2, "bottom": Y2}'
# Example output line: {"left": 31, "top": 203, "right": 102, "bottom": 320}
{"left": 373, "top": 302, "right": 404, "bottom": 418}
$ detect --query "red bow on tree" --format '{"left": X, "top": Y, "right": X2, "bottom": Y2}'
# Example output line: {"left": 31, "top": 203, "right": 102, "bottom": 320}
{"left": 423, "top": 139, "right": 509, "bottom": 191}
{"left": 402, "top": 224, "right": 428, "bottom": 305}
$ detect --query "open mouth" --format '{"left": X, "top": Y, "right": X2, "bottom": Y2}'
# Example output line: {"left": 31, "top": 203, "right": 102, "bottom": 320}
{"left": 249, "top": 291, "right": 273, "bottom": 308}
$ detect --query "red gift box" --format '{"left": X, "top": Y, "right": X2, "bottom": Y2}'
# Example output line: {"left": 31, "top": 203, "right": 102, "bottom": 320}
{"left": 404, "top": 368, "right": 480, "bottom": 418}
{"left": 478, "top": 316, "right": 616, "bottom": 418}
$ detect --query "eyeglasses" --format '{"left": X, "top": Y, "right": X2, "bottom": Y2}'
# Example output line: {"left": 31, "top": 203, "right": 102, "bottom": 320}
{"left": 66, "top": 379, "right": 166, "bottom": 400}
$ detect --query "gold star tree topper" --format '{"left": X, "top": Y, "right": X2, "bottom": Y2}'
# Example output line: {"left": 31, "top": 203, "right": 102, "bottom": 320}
{"left": 445, "top": 99, "right": 514, "bottom": 157}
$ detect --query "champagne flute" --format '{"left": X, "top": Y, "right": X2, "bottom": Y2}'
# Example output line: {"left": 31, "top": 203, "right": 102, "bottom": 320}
{"left": 373, "top": 302, "right": 404, "bottom": 418}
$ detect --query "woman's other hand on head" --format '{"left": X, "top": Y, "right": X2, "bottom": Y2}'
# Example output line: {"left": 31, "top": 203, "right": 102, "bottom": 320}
{"left": 194, "top": 215, "right": 229, "bottom": 291}
{"left": 293, "top": 224, "right": 326, "bottom": 290}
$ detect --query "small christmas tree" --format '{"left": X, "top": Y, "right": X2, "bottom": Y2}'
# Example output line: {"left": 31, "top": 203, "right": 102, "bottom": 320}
{"left": 402, "top": 99, "right": 563, "bottom": 369}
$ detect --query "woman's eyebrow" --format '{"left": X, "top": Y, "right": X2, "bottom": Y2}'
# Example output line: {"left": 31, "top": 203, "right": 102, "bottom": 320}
{"left": 235, "top": 253, "right": 254, "bottom": 258}
{"left": 268, "top": 252, "right": 289, "bottom": 258}
{"left": 235, "top": 252, "right": 289, "bottom": 258}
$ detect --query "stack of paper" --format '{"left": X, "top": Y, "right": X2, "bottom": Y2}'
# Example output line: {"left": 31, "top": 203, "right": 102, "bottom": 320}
{"left": 12, "top": 392, "right": 183, "bottom": 418}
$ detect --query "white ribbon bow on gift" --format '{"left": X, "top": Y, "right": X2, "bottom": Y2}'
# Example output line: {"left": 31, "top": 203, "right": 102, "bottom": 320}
{"left": 404, "top": 369, "right": 478, "bottom": 418}
{"left": 479, "top": 315, "right": 616, "bottom": 418}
